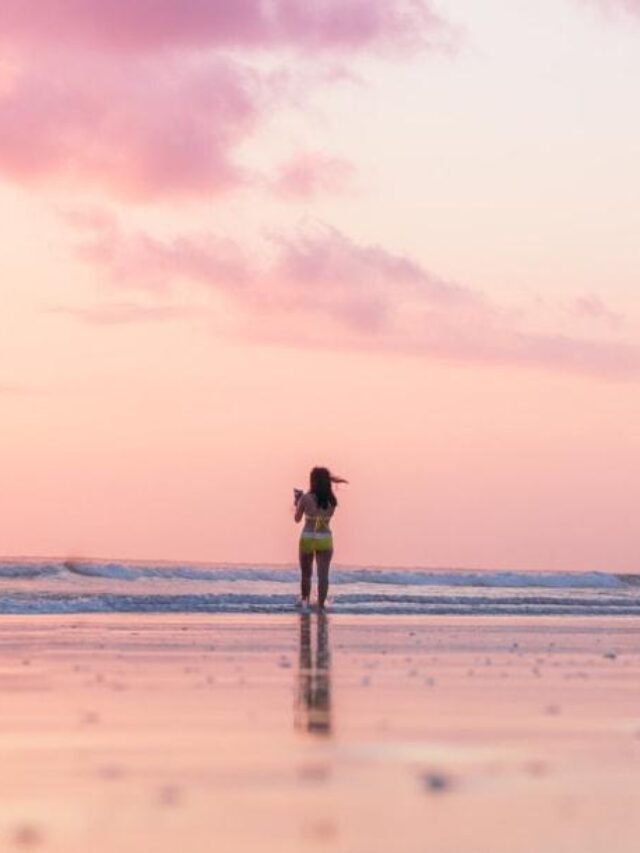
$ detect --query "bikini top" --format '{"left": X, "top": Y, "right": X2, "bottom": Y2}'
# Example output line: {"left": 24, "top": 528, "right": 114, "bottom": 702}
{"left": 303, "top": 495, "right": 334, "bottom": 532}
{"left": 305, "top": 514, "right": 332, "bottom": 533}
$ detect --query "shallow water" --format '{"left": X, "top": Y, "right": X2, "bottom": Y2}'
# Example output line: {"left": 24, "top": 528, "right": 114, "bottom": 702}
{"left": 0, "top": 614, "right": 638, "bottom": 853}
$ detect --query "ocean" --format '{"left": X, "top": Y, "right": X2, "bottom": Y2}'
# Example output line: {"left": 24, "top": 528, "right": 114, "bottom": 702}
{"left": 0, "top": 559, "right": 639, "bottom": 616}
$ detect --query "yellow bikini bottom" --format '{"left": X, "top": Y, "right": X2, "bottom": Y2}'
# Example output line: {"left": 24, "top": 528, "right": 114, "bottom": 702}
{"left": 299, "top": 532, "right": 333, "bottom": 554}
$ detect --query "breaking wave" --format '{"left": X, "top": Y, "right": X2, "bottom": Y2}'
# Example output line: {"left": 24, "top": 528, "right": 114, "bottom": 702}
{"left": 0, "top": 559, "right": 637, "bottom": 615}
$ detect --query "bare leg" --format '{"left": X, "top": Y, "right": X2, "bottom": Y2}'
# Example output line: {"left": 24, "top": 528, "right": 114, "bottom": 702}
{"left": 315, "top": 549, "right": 333, "bottom": 609}
{"left": 299, "top": 550, "right": 313, "bottom": 602}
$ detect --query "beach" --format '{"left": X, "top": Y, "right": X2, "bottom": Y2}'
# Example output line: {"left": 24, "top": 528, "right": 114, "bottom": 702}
{"left": 3, "top": 0, "right": 639, "bottom": 849}
{"left": 0, "top": 613, "right": 638, "bottom": 852}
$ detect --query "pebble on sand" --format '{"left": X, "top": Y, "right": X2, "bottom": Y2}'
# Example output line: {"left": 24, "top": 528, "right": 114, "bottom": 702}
{"left": 157, "top": 785, "right": 182, "bottom": 807}
{"left": 81, "top": 711, "right": 100, "bottom": 725}
{"left": 420, "top": 771, "right": 453, "bottom": 793}
{"left": 11, "top": 824, "right": 43, "bottom": 847}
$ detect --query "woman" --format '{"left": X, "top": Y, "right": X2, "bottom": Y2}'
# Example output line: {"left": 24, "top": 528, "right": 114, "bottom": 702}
{"left": 294, "top": 467, "right": 347, "bottom": 610}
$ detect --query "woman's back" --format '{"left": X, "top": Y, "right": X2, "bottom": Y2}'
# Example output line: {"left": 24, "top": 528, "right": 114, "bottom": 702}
{"left": 300, "top": 492, "right": 334, "bottom": 533}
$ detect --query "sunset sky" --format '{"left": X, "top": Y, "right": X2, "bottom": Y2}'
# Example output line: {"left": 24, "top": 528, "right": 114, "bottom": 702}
{"left": 1, "top": 0, "right": 639, "bottom": 571}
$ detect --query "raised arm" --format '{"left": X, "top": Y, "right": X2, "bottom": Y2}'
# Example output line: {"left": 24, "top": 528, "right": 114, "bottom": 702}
{"left": 294, "top": 492, "right": 306, "bottom": 523}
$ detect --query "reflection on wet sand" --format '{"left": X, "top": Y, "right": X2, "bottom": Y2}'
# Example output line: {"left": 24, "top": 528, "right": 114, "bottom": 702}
{"left": 294, "top": 613, "right": 332, "bottom": 736}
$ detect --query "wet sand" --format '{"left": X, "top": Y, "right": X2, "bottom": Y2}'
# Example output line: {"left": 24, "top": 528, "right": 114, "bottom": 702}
{"left": 0, "top": 614, "right": 638, "bottom": 852}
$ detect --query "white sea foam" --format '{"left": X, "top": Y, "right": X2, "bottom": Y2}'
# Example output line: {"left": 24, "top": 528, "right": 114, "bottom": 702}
{"left": 0, "top": 559, "right": 637, "bottom": 615}
{"left": 54, "top": 561, "right": 640, "bottom": 589}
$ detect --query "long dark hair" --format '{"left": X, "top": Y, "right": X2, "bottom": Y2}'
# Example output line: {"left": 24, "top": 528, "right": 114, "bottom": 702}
{"left": 309, "top": 467, "right": 338, "bottom": 510}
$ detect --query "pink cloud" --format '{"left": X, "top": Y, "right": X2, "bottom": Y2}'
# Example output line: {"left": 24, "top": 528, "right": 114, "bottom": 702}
{"left": 0, "top": 55, "right": 261, "bottom": 198}
{"left": 0, "top": 21, "right": 436, "bottom": 200}
{"left": 591, "top": 0, "right": 640, "bottom": 14}
{"left": 0, "top": 1, "right": 448, "bottom": 54}
{"left": 573, "top": 294, "right": 622, "bottom": 329}
{"left": 66, "top": 215, "right": 251, "bottom": 293}
{"left": 274, "top": 153, "right": 355, "bottom": 198}
{"left": 268, "top": 227, "right": 484, "bottom": 333}
{"left": 63, "top": 214, "right": 640, "bottom": 378}
{"left": 0, "top": 3, "right": 451, "bottom": 201}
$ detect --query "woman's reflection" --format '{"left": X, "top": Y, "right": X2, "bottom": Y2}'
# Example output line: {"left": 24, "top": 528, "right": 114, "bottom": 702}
{"left": 295, "top": 612, "right": 332, "bottom": 736}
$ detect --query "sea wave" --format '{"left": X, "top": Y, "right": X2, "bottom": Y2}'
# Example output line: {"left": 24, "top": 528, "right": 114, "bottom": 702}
{"left": 0, "top": 559, "right": 638, "bottom": 615}
{"left": 0, "top": 560, "right": 635, "bottom": 590}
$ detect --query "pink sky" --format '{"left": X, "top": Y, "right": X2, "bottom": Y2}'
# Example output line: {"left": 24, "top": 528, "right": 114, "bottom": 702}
{"left": 1, "top": 0, "right": 639, "bottom": 571}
